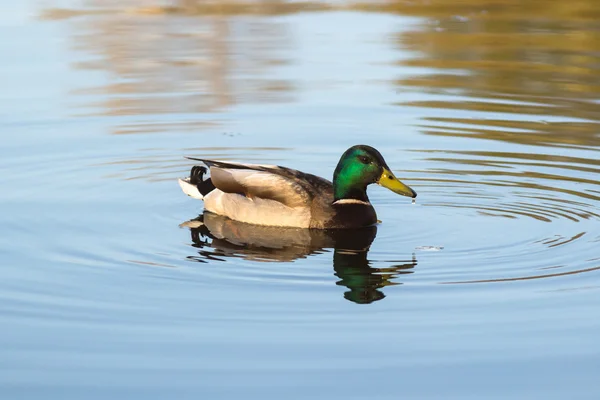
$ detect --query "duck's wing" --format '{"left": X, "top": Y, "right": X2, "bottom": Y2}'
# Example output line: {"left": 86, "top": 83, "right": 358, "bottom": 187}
{"left": 185, "top": 157, "right": 333, "bottom": 208}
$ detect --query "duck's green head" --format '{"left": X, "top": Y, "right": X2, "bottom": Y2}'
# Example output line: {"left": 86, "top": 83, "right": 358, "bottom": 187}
{"left": 333, "top": 145, "right": 417, "bottom": 202}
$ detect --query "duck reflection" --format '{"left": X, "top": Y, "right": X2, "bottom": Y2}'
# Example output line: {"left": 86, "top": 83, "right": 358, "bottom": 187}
{"left": 182, "top": 212, "right": 417, "bottom": 304}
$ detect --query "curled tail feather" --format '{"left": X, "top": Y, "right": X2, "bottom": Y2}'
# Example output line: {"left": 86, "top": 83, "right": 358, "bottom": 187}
{"left": 178, "top": 165, "right": 216, "bottom": 200}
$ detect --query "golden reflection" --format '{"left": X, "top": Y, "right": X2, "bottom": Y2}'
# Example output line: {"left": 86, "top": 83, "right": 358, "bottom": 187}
{"left": 43, "top": 0, "right": 600, "bottom": 143}
{"left": 40, "top": 1, "right": 337, "bottom": 19}
{"left": 182, "top": 212, "right": 417, "bottom": 304}
{"left": 393, "top": 0, "right": 600, "bottom": 148}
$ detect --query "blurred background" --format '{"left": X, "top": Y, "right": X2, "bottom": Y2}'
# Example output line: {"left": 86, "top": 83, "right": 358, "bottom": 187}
{"left": 1, "top": 0, "right": 600, "bottom": 399}
{"left": 35, "top": 0, "right": 600, "bottom": 141}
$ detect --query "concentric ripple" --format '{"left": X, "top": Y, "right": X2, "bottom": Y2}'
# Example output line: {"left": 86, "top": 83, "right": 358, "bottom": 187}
{"left": 168, "top": 146, "right": 600, "bottom": 300}
{"left": 413, "top": 150, "right": 600, "bottom": 222}
{"left": 380, "top": 149, "right": 600, "bottom": 286}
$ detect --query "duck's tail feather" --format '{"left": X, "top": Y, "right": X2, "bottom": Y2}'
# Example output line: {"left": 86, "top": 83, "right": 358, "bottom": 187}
{"left": 178, "top": 178, "right": 204, "bottom": 199}
{"left": 178, "top": 165, "right": 216, "bottom": 200}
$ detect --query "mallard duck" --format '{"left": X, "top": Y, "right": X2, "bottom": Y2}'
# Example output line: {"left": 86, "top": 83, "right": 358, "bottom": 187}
{"left": 178, "top": 145, "right": 416, "bottom": 229}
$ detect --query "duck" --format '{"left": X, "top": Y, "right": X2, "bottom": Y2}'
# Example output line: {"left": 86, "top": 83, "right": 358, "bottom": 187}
{"left": 177, "top": 145, "right": 417, "bottom": 229}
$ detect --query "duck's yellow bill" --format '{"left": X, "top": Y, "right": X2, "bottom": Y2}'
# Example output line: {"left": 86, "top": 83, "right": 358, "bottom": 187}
{"left": 378, "top": 168, "right": 417, "bottom": 198}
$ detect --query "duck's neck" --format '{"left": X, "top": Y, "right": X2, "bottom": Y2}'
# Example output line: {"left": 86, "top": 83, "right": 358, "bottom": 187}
{"left": 333, "top": 174, "right": 370, "bottom": 203}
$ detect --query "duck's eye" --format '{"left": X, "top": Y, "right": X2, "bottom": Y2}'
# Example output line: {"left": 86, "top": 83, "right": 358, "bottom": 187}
{"left": 358, "top": 156, "right": 370, "bottom": 164}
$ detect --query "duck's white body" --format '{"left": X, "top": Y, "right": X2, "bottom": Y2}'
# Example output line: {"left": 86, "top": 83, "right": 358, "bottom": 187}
{"left": 178, "top": 163, "right": 318, "bottom": 228}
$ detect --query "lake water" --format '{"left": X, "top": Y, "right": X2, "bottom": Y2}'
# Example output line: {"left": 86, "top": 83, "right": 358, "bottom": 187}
{"left": 2, "top": 1, "right": 600, "bottom": 398}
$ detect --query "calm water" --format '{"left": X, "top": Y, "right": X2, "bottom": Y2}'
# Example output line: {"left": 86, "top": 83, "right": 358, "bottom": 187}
{"left": 2, "top": 0, "right": 600, "bottom": 398}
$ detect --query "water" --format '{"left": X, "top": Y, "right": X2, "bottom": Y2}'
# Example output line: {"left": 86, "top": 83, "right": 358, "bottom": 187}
{"left": 2, "top": 1, "right": 600, "bottom": 398}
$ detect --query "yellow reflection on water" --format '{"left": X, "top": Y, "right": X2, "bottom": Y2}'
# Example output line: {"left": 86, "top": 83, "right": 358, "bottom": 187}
{"left": 392, "top": 0, "right": 600, "bottom": 147}
{"left": 40, "top": 0, "right": 600, "bottom": 144}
